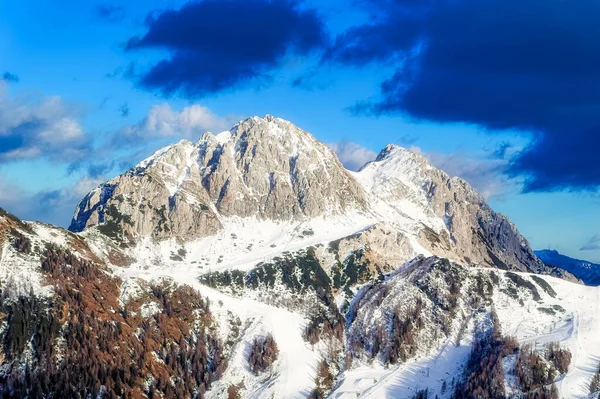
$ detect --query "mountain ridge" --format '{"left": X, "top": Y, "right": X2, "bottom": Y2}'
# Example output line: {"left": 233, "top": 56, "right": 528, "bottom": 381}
{"left": 69, "top": 115, "right": 556, "bottom": 277}
{"left": 535, "top": 249, "right": 600, "bottom": 285}
{"left": 70, "top": 115, "right": 367, "bottom": 239}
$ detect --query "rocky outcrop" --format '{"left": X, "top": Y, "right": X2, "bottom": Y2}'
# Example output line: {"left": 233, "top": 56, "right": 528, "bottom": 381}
{"left": 356, "top": 145, "right": 545, "bottom": 273}
{"left": 70, "top": 115, "right": 551, "bottom": 275}
{"left": 70, "top": 115, "right": 368, "bottom": 240}
{"left": 196, "top": 116, "right": 367, "bottom": 219}
{"left": 318, "top": 222, "right": 418, "bottom": 274}
{"left": 69, "top": 141, "right": 222, "bottom": 241}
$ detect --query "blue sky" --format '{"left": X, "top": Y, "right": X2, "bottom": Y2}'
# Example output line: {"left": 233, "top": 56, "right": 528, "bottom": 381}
{"left": 1, "top": 0, "right": 599, "bottom": 262}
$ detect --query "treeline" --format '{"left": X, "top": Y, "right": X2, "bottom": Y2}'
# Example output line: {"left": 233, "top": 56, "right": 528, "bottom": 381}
{"left": 309, "top": 359, "right": 335, "bottom": 399}
{"left": 303, "top": 294, "right": 345, "bottom": 346}
{"left": 347, "top": 295, "right": 427, "bottom": 366}
{"left": 590, "top": 361, "right": 600, "bottom": 395}
{"left": 345, "top": 259, "right": 475, "bottom": 367}
{"left": 0, "top": 245, "right": 225, "bottom": 398}
{"left": 453, "top": 311, "right": 518, "bottom": 398}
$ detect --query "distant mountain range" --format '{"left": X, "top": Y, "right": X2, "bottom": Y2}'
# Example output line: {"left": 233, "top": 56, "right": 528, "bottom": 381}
{"left": 535, "top": 249, "right": 600, "bottom": 286}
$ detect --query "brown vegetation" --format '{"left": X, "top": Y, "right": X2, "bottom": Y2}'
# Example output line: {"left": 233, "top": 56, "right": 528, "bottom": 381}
{"left": 10, "top": 229, "right": 31, "bottom": 254}
{"left": 374, "top": 297, "right": 426, "bottom": 365}
{"left": 227, "top": 383, "right": 243, "bottom": 399}
{"left": 309, "top": 359, "right": 335, "bottom": 399}
{"left": 0, "top": 245, "right": 225, "bottom": 398}
{"left": 547, "top": 342, "right": 571, "bottom": 375}
{"left": 452, "top": 311, "right": 518, "bottom": 399}
{"left": 248, "top": 333, "right": 279, "bottom": 375}
{"left": 517, "top": 344, "right": 554, "bottom": 392}
{"left": 303, "top": 309, "right": 344, "bottom": 346}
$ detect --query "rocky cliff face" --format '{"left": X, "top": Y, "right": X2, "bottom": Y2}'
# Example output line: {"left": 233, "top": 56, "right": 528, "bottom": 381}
{"left": 70, "top": 115, "right": 367, "bottom": 240}
{"left": 356, "top": 145, "right": 545, "bottom": 273}
{"left": 71, "top": 115, "right": 547, "bottom": 274}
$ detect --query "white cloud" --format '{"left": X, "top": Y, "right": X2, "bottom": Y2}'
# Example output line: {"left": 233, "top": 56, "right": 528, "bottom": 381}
{"left": 121, "top": 103, "right": 239, "bottom": 141}
{"left": 0, "top": 175, "right": 25, "bottom": 202}
{"left": 0, "top": 173, "right": 104, "bottom": 228}
{"left": 0, "top": 82, "right": 89, "bottom": 163}
{"left": 72, "top": 176, "right": 105, "bottom": 197}
{"left": 329, "top": 138, "right": 521, "bottom": 200}
{"left": 329, "top": 140, "right": 377, "bottom": 171}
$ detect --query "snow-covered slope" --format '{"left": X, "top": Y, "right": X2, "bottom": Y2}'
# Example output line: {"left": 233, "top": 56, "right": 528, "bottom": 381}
{"left": 331, "top": 257, "right": 600, "bottom": 399}
{"left": 0, "top": 209, "right": 102, "bottom": 297}
{"left": 1, "top": 115, "right": 590, "bottom": 399}
{"left": 536, "top": 249, "right": 600, "bottom": 286}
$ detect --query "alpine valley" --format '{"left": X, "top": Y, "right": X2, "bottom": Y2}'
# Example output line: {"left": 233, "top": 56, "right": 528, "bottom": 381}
{"left": 1, "top": 115, "right": 599, "bottom": 399}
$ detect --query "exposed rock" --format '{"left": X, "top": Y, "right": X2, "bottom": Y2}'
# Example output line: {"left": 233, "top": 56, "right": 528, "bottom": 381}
{"left": 357, "top": 145, "right": 547, "bottom": 273}
{"left": 70, "top": 115, "right": 367, "bottom": 240}
{"left": 321, "top": 222, "right": 417, "bottom": 274}
{"left": 70, "top": 115, "right": 556, "bottom": 276}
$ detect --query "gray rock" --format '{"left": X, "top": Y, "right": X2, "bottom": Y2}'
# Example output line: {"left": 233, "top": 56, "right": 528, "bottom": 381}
{"left": 70, "top": 115, "right": 558, "bottom": 277}
{"left": 70, "top": 115, "right": 367, "bottom": 240}
{"left": 359, "top": 145, "right": 548, "bottom": 273}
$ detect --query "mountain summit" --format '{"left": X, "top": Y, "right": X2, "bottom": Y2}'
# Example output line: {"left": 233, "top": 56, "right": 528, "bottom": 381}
{"left": 70, "top": 115, "right": 367, "bottom": 240}
{"left": 71, "top": 115, "right": 553, "bottom": 275}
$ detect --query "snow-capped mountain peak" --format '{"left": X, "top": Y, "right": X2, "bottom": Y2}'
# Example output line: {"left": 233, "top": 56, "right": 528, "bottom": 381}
{"left": 69, "top": 116, "right": 559, "bottom": 278}
{"left": 70, "top": 115, "right": 368, "bottom": 240}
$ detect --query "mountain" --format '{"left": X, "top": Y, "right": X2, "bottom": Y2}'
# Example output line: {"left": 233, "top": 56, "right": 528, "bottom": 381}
{"left": 70, "top": 115, "right": 557, "bottom": 278}
{"left": 536, "top": 249, "right": 600, "bottom": 285}
{"left": 70, "top": 115, "right": 367, "bottom": 241}
{"left": 355, "top": 144, "right": 553, "bottom": 274}
{"left": 0, "top": 115, "right": 596, "bottom": 399}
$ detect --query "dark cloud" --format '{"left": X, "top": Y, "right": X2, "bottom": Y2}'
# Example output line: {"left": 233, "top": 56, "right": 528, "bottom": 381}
{"left": 397, "top": 134, "right": 418, "bottom": 146}
{"left": 581, "top": 234, "right": 600, "bottom": 251}
{"left": 67, "top": 160, "right": 116, "bottom": 179}
{"left": 86, "top": 162, "right": 115, "bottom": 177}
{"left": 93, "top": 4, "right": 126, "bottom": 23}
{"left": 2, "top": 72, "right": 20, "bottom": 83}
{"left": 0, "top": 133, "right": 25, "bottom": 153}
{"left": 126, "top": 0, "right": 327, "bottom": 97}
{"left": 326, "top": 0, "right": 600, "bottom": 192}
{"left": 492, "top": 142, "right": 512, "bottom": 160}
